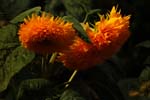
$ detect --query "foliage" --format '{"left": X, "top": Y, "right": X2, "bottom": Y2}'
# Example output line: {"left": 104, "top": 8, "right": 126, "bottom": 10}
{"left": 0, "top": 0, "right": 31, "bottom": 20}
{"left": 60, "top": 89, "right": 85, "bottom": 100}
{"left": 63, "top": 15, "right": 90, "bottom": 43}
{"left": 0, "top": 0, "right": 150, "bottom": 100}
{"left": 63, "top": 0, "right": 92, "bottom": 21}
{"left": 10, "top": 7, "right": 41, "bottom": 24}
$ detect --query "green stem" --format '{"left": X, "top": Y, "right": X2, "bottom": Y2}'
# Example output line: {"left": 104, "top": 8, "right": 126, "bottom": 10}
{"left": 49, "top": 52, "right": 57, "bottom": 64}
{"left": 41, "top": 55, "right": 48, "bottom": 77}
{"left": 41, "top": 56, "right": 45, "bottom": 74}
{"left": 83, "top": 14, "right": 88, "bottom": 23}
{"left": 65, "top": 69, "right": 78, "bottom": 88}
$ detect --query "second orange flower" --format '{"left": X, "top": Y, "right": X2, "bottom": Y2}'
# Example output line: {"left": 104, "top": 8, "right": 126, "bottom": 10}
{"left": 58, "top": 6, "right": 131, "bottom": 70}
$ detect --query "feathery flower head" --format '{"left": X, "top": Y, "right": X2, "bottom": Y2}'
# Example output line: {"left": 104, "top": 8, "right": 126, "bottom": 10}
{"left": 94, "top": 6, "right": 130, "bottom": 50}
{"left": 18, "top": 12, "right": 76, "bottom": 54}
{"left": 58, "top": 6, "right": 131, "bottom": 70}
{"left": 58, "top": 24, "right": 104, "bottom": 70}
{"left": 58, "top": 36, "right": 104, "bottom": 70}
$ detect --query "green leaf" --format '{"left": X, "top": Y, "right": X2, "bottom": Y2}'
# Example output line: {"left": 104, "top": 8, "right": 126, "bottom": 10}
{"left": 136, "top": 40, "right": 150, "bottom": 48}
{"left": 83, "top": 9, "right": 101, "bottom": 23}
{"left": 0, "top": 46, "right": 35, "bottom": 92}
{"left": 60, "top": 89, "right": 85, "bottom": 100}
{"left": 87, "top": 9, "right": 101, "bottom": 16}
{"left": 0, "top": 0, "right": 31, "bottom": 20}
{"left": 84, "top": 66, "right": 125, "bottom": 100}
{"left": 139, "top": 67, "right": 150, "bottom": 81}
{"left": 17, "top": 78, "right": 50, "bottom": 100}
{"left": 63, "top": 16, "right": 91, "bottom": 43}
{"left": 144, "top": 56, "right": 150, "bottom": 65}
{"left": 63, "top": 0, "right": 92, "bottom": 20}
{"left": 10, "top": 6, "right": 41, "bottom": 24}
{"left": 0, "top": 42, "right": 19, "bottom": 49}
{"left": 44, "top": 0, "right": 63, "bottom": 16}
{"left": 0, "top": 24, "right": 19, "bottom": 49}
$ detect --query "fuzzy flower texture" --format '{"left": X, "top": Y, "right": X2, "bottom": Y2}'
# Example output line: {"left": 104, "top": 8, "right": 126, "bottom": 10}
{"left": 18, "top": 12, "right": 76, "bottom": 54}
{"left": 58, "top": 6, "right": 131, "bottom": 70}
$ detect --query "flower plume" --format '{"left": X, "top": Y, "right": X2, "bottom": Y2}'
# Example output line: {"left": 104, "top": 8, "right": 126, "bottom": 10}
{"left": 18, "top": 12, "right": 76, "bottom": 54}
{"left": 58, "top": 6, "right": 131, "bottom": 70}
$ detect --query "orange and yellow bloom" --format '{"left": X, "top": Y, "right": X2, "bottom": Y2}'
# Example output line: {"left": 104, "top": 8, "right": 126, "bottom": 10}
{"left": 58, "top": 6, "right": 131, "bottom": 70}
{"left": 18, "top": 12, "right": 76, "bottom": 54}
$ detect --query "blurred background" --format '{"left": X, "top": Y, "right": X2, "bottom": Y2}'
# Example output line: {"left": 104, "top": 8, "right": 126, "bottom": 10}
{"left": 0, "top": 0, "right": 150, "bottom": 100}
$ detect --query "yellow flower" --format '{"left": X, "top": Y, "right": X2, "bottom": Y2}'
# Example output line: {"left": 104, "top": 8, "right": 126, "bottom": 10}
{"left": 18, "top": 12, "right": 76, "bottom": 54}
{"left": 58, "top": 6, "right": 131, "bottom": 70}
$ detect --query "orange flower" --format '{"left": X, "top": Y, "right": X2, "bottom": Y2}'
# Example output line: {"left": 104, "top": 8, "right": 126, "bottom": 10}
{"left": 58, "top": 6, "right": 131, "bottom": 70}
{"left": 18, "top": 12, "right": 76, "bottom": 54}
{"left": 58, "top": 26, "right": 105, "bottom": 70}
{"left": 58, "top": 36, "right": 104, "bottom": 70}
{"left": 93, "top": 6, "right": 131, "bottom": 59}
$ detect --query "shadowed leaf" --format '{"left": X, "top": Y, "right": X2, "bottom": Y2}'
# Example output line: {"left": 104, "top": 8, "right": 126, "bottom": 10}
{"left": 62, "top": 0, "right": 92, "bottom": 21}
{"left": 136, "top": 40, "right": 150, "bottom": 48}
{"left": 17, "top": 78, "right": 51, "bottom": 100}
{"left": 63, "top": 16, "right": 91, "bottom": 43}
{"left": 0, "top": 46, "right": 35, "bottom": 92}
{"left": 139, "top": 67, "right": 150, "bottom": 81}
{"left": 0, "top": 24, "right": 19, "bottom": 49}
{"left": 0, "top": 0, "right": 31, "bottom": 20}
{"left": 60, "top": 89, "right": 85, "bottom": 100}
{"left": 10, "top": 6, "right": 41, "bottom": 24}
{"left": 87, "top": 9, "right": 101, "bottom": 16}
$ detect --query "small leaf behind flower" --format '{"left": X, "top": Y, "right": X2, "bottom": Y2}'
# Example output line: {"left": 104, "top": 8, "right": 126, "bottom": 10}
{"left": 10, "top": 6, "right": 41, "bottom": 24}
{"left": 87, "top": 9, "right": 101, "bottom": 16}
{"left": 136, "top": 40, "right": 150, "bottom": 48}
{"left": 63, "top": 16, "right": 91, "bottom": 43}
{"left": 16, "top": 78, "right": 51, "bottom": 100}
{"left": 139, "top": 67, "right": 150, "bottom": 81}
{"left": 60, "top": 89, "right": 85, "bottom": 100}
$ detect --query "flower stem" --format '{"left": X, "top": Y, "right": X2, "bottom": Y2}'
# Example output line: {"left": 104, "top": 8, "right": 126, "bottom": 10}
{"left": 41, "top": 55, "right": 48, "bottom": 77}
{"left": 65, "top": 69, "right": 78, "bottom": 88}
{"left": 49, "top": 52, "right": 57, "bottom": 64}
{"left": 83, "top": 14, "right": 88, "bottom": 23}
{"left": 41, "top": 56, "right": 45, "bottom": 73}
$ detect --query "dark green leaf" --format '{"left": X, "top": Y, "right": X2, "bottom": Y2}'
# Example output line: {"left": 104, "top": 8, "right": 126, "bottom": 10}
{"left": 44, "top": 0, "right": 64, "bottom": 16}
{"left": 45, "top": 98, "right": 53, "bottom": 100}
{"left": 63, "top": 0, "right": 92, "bottom": 20}
{"left": 0, "top": 24, "right": 19, "bottom": 48}
{"left": 0, "top": 0, "right": 31, "bottom": 20}
{"left": 84, "top": 66, "right": 125, "bottom": 100}
{"left": 10, "top": 6, "right": 41, "bottom": 24}
{"left": 136, "top": 40, "right": 150, "bottom": 48}
{"left": 17, "top": 78, "right": 50, "bottom": 100}
{"left": 139, "top": 67, "right": 150, "bottom": 81}
{"left": 83, "top": 9, "right": 101, "bottom": 23}
{"left": 87, "top": 9, "right": 101, "bottom": 16}
{"left": 0, "top": 42, "right": 19, "bottom": 49}
{"left": 0, "top": 24, "right": 20, "bottom": 79}
{"left": 144, "top": 56, "right": 150, "bottom": 65}
{"left": 63, "top": 16, "right": 91, "bottom": 43}
{"left": 0, "top": 46, "right": 35, "bottom": 92}
{"left": 60, "top": 89, "right": 85, "bottom": 100}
